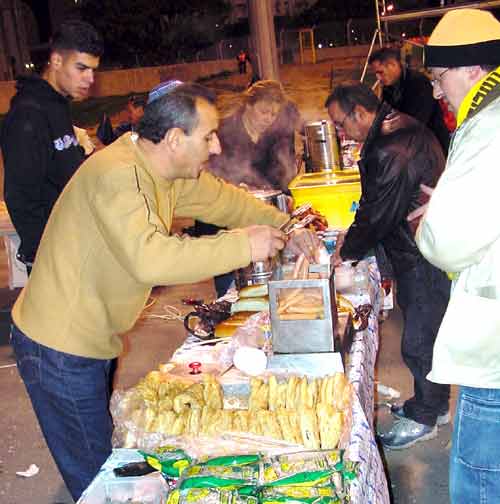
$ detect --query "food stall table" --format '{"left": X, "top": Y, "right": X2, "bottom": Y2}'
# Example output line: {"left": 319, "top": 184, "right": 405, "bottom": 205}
{"left": 79, "top": 257, "right": 390, "bottom": 503}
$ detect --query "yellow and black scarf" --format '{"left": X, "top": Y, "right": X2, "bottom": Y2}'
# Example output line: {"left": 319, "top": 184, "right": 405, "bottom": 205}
{"left": 456, "top": 65, "right": 500, "bottom": 127}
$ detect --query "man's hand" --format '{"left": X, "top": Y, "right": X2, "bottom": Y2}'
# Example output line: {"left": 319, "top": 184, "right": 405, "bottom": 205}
{"left": 333, "top": 231, "right": 346, "bottom": 267}
{"left": 245, "top": 225, "right": 286, "bottom": 262}
{"left": 285, "top": 228, "right": 320, "bottom": 262}
{"left": 407, "top": 184, "right": 434, "bottom": 222}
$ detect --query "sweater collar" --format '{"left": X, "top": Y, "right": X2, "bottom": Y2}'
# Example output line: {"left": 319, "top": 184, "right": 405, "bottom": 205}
{"left": 128, "top": 133, "right": 173, "bottom": 189}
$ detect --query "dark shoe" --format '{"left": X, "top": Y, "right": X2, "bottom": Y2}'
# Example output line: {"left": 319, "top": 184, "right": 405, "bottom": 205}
{"left": 391, "top": 404, "right": 450, "bottom": 426}
{"left": 380, "top": 417, "right": 437, "bottom": 450}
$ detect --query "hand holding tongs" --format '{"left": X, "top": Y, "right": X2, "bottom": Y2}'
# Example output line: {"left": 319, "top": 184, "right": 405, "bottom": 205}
{"left": 280, "top": 203, "right": 316, "bottom": 235}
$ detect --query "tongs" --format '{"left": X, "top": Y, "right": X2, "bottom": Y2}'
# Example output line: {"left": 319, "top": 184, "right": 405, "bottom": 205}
{"left": 279, "top": 203, "right": 313, "bottom": 234}
{"left": 281, "top": 213, "right": 316, "bottom": 235}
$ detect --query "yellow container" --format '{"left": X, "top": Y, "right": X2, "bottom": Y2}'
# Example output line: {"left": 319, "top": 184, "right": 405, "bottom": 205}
{"left": 288, "top": 170, "right": 361, "bottom": 230}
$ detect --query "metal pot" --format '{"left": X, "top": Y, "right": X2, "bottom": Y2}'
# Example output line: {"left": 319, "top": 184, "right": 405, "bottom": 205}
{"left": 235, "top": 258, "right": 276, "bottom": 289}
{"left": 304, "top": 120, "right": 341, "bottom": 172}
{"left": 250, "top": 189, "right": 289, "bottom": 213}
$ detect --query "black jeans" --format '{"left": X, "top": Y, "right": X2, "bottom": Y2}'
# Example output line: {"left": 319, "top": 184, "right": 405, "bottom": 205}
{"left": 396, "top": 258, "right": 451, "bottom": 426}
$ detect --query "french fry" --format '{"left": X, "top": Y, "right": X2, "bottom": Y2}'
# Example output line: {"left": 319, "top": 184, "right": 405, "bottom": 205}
{"left": 286, "top": 376, "right": 299, "bottom": 409}
{"left": 156, "top": 411, "right": 177, "bottom": 435}
{"left": 233, "top": 410, "right": 250, "bottom": 432}
{"left": 268, "top": 375, "right": 278, "bottom": 411}
{"left": 332, "top": 373, "right": 346, "bottom": 409}
{"left": 171, "top": 412, "right": 186, "bottom": 436}
{"left": 249, "top": 378, "right": 263, "bottom": 410}
{"left": 316, "top": 403, "right": 343, "bottom": 449}
{"left": 298, "top": 377, "right": 309, "bottom": 410}
{"left": 186, "top": 408, "right": 202, "bottom": 436}
{"left": 288, "top": 410, "right": 303, "bottom": 444}
{"left": 307, "top": 378, "right": 318, "bottom": 409}
{"left": 276, "top": 407, "right": 295, "bottom": 444}
{"left": 299, "top": 407, "right": 320, "bottom": 449}
{"left": 276, "top": 382, "right": 287, "bottom": 409}
{"left": 325, "top": 375, "right": 336, "bottom": 406}
{"left": 219, "top": 409, "right": 234, "bottom": 433}
{"left": 267, "top": 411, "right": 283, "bottom": 440}
{"left": 279, "top": 312, "right": 322, "bottom": 320}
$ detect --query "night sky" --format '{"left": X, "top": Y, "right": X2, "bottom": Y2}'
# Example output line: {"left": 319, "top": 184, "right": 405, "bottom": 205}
{"left": 24, "top": 0, "right": 51, "bottom": 42}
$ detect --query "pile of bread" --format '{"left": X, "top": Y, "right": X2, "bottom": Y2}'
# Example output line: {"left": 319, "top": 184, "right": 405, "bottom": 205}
{"left": 121, "top": 370, "right": 351, "bottom": 451}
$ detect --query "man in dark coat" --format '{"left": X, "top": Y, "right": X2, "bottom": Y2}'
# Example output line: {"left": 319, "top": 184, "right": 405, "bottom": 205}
{"left": 327, "top": 82, "right": 451, "bottom": 449}
{"left": 0, "top": 20, "right": 103, "bottom": 274}
{"left": 370, "top": 47, "right": 450, "bottom": 154}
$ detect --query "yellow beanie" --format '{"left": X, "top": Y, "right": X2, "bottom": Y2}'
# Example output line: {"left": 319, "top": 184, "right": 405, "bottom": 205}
{"left": 425, "top": 8, "right": 500, "bottom": 67}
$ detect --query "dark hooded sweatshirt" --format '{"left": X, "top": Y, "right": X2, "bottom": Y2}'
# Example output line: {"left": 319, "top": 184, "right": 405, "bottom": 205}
{"left": 1, "top": 76, "right": 84, "bottom": 263}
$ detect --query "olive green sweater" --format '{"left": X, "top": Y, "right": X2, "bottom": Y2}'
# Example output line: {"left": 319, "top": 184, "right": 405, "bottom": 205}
{"left": 12, "top": 133, "right": 287, "bottom": 359}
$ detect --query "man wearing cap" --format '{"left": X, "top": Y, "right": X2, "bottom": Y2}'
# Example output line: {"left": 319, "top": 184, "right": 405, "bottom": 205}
{"left": 416, "top": 8, "right": 500, "bottom": 502}
{"left": 9, "top": 80, "right": 318, "bottom": 500}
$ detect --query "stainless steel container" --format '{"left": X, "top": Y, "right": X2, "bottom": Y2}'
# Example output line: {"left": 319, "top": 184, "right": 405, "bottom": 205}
{"left": 250, "top": 189, "right": 289, "bottom": 213}
{"left": 235, "top": 189, "right": 288, "bottom": 289}
{"left": 304, "top": 120, "right": 341, "bottom": 172}
{"left": 268, "top": 262, "right": 338, "bottom": 353}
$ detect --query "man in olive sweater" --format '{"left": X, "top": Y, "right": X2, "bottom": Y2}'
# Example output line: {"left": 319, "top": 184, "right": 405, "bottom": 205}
{"left": 10, "top": 82, "right": 318, "bottom": 500}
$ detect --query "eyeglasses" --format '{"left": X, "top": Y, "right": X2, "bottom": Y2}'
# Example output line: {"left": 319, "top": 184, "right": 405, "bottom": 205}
{"left": 334, "top": 105, "right": 355, "bottom": 130}
{"left": 430, "top": 69, "right": 450, "bottom": 87}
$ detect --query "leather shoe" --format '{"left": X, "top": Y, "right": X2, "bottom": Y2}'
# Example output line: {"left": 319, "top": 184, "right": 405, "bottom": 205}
{"left": 391, "top": 404, "right": 450, "bottom": 426}
{"left": 379, "top": 417, "right": 437, "bottom": 450}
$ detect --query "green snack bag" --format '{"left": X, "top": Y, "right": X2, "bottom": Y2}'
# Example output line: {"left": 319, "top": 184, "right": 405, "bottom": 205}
{"left": 168, "top": 487, "right": 259, "bottom": 504}
{"left": 139, "top": 446, "right": 191, "bottom": 478}
{"left": 200, "top": 454, "right": 261, "bottom": 467}
{"left": 179, "top": 476, "right": 251, "bottom": 491}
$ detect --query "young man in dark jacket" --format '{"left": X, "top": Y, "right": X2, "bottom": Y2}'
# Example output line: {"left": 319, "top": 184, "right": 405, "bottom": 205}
{"left": 327, "top": 83, "right": 451, "bottom": 449}
{"left": 0, "top": 20, "right": 103, "bottom": 273}
{"left": 370, "top": 47, "right": 450, "bottom": 154}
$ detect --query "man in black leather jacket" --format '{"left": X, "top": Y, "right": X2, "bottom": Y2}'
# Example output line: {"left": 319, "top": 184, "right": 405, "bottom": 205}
{"left": 326, "top": 82, "right": 451, "bottom": 450}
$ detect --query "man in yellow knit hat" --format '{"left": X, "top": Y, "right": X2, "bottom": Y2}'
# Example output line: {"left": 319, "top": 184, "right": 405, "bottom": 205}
{"left": 416, "top": 8, "right": 500, "bottom": 503}
{"left": 9, "top": 81, "right": 318, "bottom": 501}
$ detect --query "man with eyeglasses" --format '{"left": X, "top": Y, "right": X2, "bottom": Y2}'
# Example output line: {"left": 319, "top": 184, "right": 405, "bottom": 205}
{"left": 327, "top": 82, "right": 451, "bottom": 450}
{"left": 369, "top": 47, "right": 450, "bottom": 154}
{"left": 415, "top": 9, "right": 500, "bottom": 502}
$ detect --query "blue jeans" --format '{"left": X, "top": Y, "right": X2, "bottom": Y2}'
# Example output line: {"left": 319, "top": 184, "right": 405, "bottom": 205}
{"left": 11, "top": 324, "right": 114, "bottom": 501}
{"left": 396, "top": 259, "right": 451, "bottom": 425}
{"left": 450, "top": 386, "right": 500, "bottom": 503}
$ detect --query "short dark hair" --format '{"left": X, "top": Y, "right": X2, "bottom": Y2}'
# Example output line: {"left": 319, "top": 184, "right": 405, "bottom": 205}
{"left": 369, "top": 47, "right": 401, "bottom": 65}
{"left": 129, "top": 95, "right": 146, "bottom": 108}
{"left": 137, "top": 83, "right": 216, "bottom": 144}
{"left": 325, "top": 82, "right": 380, "bottom": 113}
{"left": 480, "top": 64, "right": 498, "bottom": 72}
{"left": 51, "top": 20, "right": 103, "bottom": 57}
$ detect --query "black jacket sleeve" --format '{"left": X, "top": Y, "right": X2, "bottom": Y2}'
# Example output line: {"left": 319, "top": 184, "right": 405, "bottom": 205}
{"left": 1, "top": 106, "right": 52, "bottom": 262}
{"left": 401, "top": 73, "right": 435, "bottom": 126}
{"left": 340, "top": 149, "right": 414, "bottom": 260}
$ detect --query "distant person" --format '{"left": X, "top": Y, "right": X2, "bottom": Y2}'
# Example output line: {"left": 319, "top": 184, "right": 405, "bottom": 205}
{"left": 416, "top": 8, "right": 500, "bottom": 502}
{"left": 237, "top": 49, "right": 249, "bottom": 74}
{"left": 9, "top": 81, "right": 316, "bottom": 501}
{"left": 0, "top": 20, "right": 103, "bottom": 275}
{"left": 97, "top": 94, "right": 146, "bottom": 146}
{"left": 369, "top": 46, "right": 450, "bottom": 154}
{"left": 209, "top": 79, "right": 302, "bottom": 192}
{"left": 198, "top": 80, "right": 303, "bottom": 297}
{"left": 328, "top": 82, "right": 450, "bottom": 450}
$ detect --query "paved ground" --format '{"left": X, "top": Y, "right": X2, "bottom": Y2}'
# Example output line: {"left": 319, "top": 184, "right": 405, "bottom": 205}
{"left": 0, "top": 64, "right": 455, "bottom": 503}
